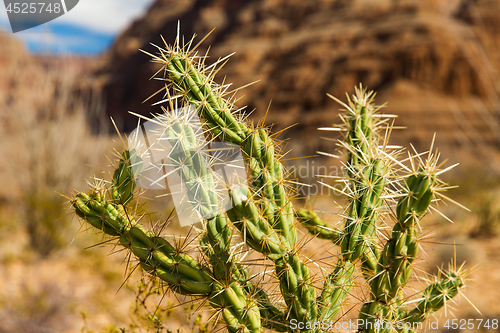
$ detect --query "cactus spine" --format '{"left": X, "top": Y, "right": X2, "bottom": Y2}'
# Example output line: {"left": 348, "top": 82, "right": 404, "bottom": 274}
{"left": 298, "top": 87, "right": 467, "bottom": 332}
{"left": 70, "top": 31, "right": 468, "bottom": 333}
{"left": 155, "top": 45, "right": 316, "bottom": 328}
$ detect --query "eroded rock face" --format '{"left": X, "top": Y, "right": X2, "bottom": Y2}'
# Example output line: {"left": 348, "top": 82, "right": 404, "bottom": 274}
{"left": 93, "top": 0, "right": 500, "bottom": 169}
{"left": 0, "top": 32, "right": 95, "bottom": 133}
{"left": 0, "top": 32, "right": 38, "bottom": 109}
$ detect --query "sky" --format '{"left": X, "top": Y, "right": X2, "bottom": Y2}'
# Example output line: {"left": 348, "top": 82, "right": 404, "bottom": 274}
{"left": 0, "top": 0, "right": 155, "bottom": 55}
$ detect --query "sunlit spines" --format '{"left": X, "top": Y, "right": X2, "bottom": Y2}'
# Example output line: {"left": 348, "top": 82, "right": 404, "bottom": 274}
{"left": 404, "top": 262, "right": 468, "bottom": 324}
{"left": 295, "top": 209, "right": 342, "bottom": 243}
{"left": 317, "top": 260, "right": 356, "bottom": 323}
{"left": 72, "top": 186, "right": 214, "bottom": 296}
{"left": 275, "top": 252, "right": 317, "bottom": 325}
{"left": 66, "top": 25, "right": 474, "bottom": 332}
{"left": 111, "top": 150, "right": 141, "bottom": 205}
{"left": 148, "top": 34, "right": 296, "bottom": 241}
{"left": 367, "top": 166, "right": 436, "bottom": 305}
{"left": 147, "top": 31, "right": 321, "bottom": 329}
{"left": 306, "top": 84, "right": 469, "bottom": 333}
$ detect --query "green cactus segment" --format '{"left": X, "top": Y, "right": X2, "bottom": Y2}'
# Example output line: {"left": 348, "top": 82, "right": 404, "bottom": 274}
{"left": 166, "top": 54, "right": 248, "bottom": 145}
{"left": 204, "top": 216, "right": 235, "bottom": 280}
{"left": 163, "top": 120, "right": 222, "bottom": 219}
{"left": 341, "top": 159, "right": 386, "bottom": 262}
{"left": 346, "top": 103, "right": 374, "bottom": 174}
{"left": 73, "top": 191, "right": 213, "bottom": 295}
{"left": 296, "top": 209, "right": 342, "bottom": 243}
{"left": 361, "top": 245, "right": 381, "bottom": 280}
{"left": 160, "top": 119, "right": 264, "bottom": 332}
{"left": 251, "top": 287, "right": 289, "bottom": 332}
{"left": 317, "top": 261, "right": 355, "bottom": 322}
{"left": 202, "top": 217, "right": 266, "bottom": 333}
{"left": 275, "top": 253, "right": 317, "bottom": 325}
{"left": 232, "top": 256, "right": 289, "bottom": 331}
{"left": 231, "top": 254, "right": 289, "bottom": 331}
{"left": 396, "top": 170, "right": 435, "bottom": 228}
{"left": 227, "top": 187, "right": 286, "bottom": 260}
{"left": 201, "top": 233, "right": 289, "bottom": 332}
{"left": 209, "top": 282, "right": 262, "bottom": 333}
{"left": 226, "top": 185, "right": 316, "bottom": 326}
{"left": 340, "top": 90, "right": 386, "bottom": 264}
{"left": 147, "top": 115, "right": 235, "bottom": 281}
{"left": 73, "top": 191, "right": 131, "bottom": 236}
{"left": 246, "top": 129, "right": 296, "bottom": 248}
{"left": 369, "top": 170, "right": 435, "bottom": 304}
{"left": 405, "top": 271, "right": 464, "bottom": 323}
{"left": 164, "top": 53, "right": 296, "bottom": 254}
{"left": 164, "top": 52, "right": 295, "bottom": 247}
{"left": 358, "top": 301, "right": 396, "bottom": 333}
{"left": 159, "top": 50, "right": 317, "bottom": 328}
{"left": 75, "top": 189, "right": 263, "bottom": 332}
{"left": 161, "top": 118, "right": 234, "bottom": 278}
{"left": 112, "top": 150, "right": 142, "bottom": 204}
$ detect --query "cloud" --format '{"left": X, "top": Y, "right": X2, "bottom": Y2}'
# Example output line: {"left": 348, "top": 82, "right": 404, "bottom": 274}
{"left": 14, "top": 22, "right": 115, "bottom": 55}
{"left": 0, "top": 0, "right": 155, "bottom": 55}
{"left": 0, "top": 6, "right": 11, "bottom": 30}
{"left": 0, "top": 0, "right": 155, "bottom": 35}
{"left": 57, "top": 0, "right": 155, "bottom": 34}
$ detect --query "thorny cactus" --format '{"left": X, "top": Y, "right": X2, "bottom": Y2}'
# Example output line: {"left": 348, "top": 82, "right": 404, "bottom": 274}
{"left": 71, "top": 31, "right": 468, "bottom": 333}
{"left": 296, "top": 89, "right": 468, "bottom": 333}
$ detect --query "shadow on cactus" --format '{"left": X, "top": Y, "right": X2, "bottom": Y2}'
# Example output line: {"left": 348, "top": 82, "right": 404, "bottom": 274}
{"left": 70, "top": 30, "right": 470, "bottom": 333}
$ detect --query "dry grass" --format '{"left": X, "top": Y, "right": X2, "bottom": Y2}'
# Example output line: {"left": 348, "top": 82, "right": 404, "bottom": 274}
{"left": 0, "top": 38, "right": 498, "bottom": 332}
{"left": 0, "top": 53, "right": 213, "bottom": 332}
{"left": 0, "top": 54, "right": 137, "bottom": 331}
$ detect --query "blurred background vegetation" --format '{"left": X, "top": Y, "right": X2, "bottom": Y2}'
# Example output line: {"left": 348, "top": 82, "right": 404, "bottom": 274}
{"left": 0, "top": 0, "right": 500, "bottom": 332}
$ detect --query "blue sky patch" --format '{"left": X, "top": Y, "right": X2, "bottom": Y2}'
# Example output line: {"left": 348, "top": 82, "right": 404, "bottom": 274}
{"left": 0, "top": 0, "right": 154, "bottom": 56}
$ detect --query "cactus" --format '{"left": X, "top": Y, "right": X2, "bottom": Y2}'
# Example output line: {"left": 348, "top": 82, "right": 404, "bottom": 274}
{"left": 70, "top": 31, "right": 468, "bottom": 332}
{"left": 298, "top": 87, "right": 467, "bottom": 332}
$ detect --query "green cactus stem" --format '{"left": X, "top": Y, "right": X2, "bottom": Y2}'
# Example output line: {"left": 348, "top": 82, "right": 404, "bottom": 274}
{"left": 68, "top": 31, "right": 469, "bottom": 333}
{"left": 149, "top": 43, "right": 317, "bottom": 328}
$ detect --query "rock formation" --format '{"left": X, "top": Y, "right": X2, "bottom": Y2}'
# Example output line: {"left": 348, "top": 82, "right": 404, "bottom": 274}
{"left": 93, "top": 0, "right": 500, "bottom": 171}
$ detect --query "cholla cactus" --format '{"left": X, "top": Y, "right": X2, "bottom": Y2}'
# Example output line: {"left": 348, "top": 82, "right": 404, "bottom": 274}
{"left": 298, "top": 88, "right": 468, "bottom": 332}
{"left": 70, "top": 30, "right": 468, "bottom": 333}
